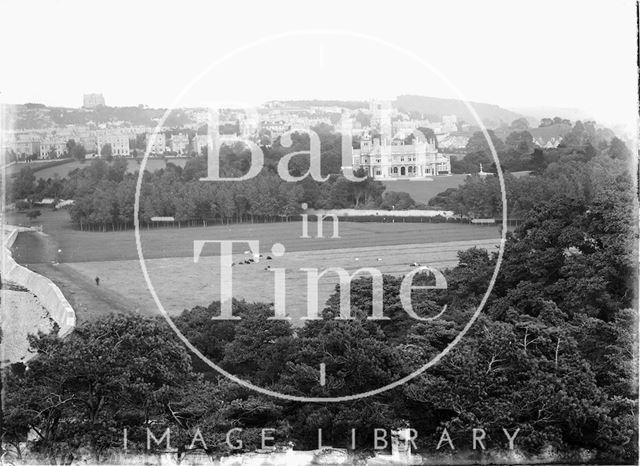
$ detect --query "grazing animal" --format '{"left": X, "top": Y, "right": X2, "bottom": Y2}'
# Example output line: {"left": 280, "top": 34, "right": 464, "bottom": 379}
{"left": 354, "top": 257, "right": 359, "bottom": 261}
{"left": 266, "top": 256, "right": 272, "bottom": 260}
{"left": 248, "top": 258, "right": 254, "bottom": 263}
{"left": 376, "top": 258, "right": 382, "bottom": 261}
{"left": 410, "top": 262, "right": 421, "bottom": 267}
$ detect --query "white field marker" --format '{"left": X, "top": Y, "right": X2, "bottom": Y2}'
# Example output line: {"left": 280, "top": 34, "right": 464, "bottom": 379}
{"left": 319, "top": 363, "right": 326, "bottom": 386}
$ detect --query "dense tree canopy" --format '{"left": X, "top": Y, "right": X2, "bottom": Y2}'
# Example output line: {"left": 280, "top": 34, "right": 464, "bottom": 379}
{"left": 11, "top": 166, "right": 36, "bottom": 201}
{"left": 54, "top": 135, "right": 408, "bottom": 230}
{"left": 464, "top": 130, "right": 506, "bottom": 157}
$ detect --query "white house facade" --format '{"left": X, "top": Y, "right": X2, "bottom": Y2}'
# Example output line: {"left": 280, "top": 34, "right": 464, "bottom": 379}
{"left": 351, "top": 134, "right": 451, "bottom": 179}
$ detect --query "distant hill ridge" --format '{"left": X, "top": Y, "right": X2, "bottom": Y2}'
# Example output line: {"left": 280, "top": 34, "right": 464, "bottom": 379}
{"left": 5, "top": 104, "right": 192, "bottom": 130}
{"left": 493, "top": 123, "right": 573, "bottom": 142}
{"left": 394, "top": 95, "right": 524, "bottom": 128}
{"left": 9, "top": 95, "right": 526, "bottom": 130}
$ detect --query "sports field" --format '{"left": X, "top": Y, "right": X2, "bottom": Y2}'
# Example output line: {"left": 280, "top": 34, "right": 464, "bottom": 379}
{"left": 10, "top": 210, "right": 500, "bottom": 323}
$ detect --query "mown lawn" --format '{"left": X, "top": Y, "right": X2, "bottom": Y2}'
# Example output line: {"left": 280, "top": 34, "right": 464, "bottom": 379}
{"left": 381, "top": 175, "right": 470, "bottom": 204}
{"left": 9, "top": 209, "right": 500, "bottom": 264}
{"left": 10, "top": 209, "right": 500, "bottom": 320}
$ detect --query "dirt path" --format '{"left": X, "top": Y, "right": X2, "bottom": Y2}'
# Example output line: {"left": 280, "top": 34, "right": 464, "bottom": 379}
{"left": 12, "top": 231, "right": 151, "bottom": 324}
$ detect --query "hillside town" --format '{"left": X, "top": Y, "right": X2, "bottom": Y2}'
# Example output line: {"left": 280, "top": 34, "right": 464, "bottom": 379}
{"left": 0, "top": 97, "right": 551, "bottom": 154}
{"left": 2, "top": 98, "right": 465, "bottom": 160}
{"left": 2, "top": 96, "right": 586, "bottom": 184}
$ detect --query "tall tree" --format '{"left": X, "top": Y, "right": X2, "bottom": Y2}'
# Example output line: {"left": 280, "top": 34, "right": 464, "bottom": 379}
{"left": 465, "top": 130, "right": 506, "bottom": 156}
{"left": 100, "top": 143, "right": 113, "bottom": 161}
{"left": 11, "top": 166, "right": 36, "bottom": 200}
{"left": 3, "top": 315, "right": 196, "bottom": 462}
{"left": 71, "top": 143, "right": 87, "bottom": 162}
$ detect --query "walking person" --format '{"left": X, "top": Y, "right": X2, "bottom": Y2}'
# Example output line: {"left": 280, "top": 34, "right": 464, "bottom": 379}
{"left": 95, "top": 276, "right": 100, "bottom": 286}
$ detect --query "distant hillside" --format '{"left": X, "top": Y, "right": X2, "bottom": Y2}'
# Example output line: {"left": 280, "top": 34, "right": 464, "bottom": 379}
{"left": 8, "top": 97, "right": 528, "bottom": 130}
{"left": 395, "top": 95, "right": 524, "bottom": 128}
{"left": 276, "top": 100, "right": 368, "bottom": 110}
{"left": 7, "top": 104, "right": 193, "bottom": 130}
{"left": 509, "top": 105, "right": 592, "bottom": 123}
{"left": 494, "top": 123, "right": 573, "bottom": 141}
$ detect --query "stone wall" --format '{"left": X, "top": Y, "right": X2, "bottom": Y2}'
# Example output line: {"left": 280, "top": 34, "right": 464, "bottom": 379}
{"left": 2, "top": 226, "right": 76, "bottom": 337}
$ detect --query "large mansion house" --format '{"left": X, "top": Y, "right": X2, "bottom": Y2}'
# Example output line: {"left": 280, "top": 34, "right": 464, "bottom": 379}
{"left": 351, "top": 133, "right": 451, "bottom": 179}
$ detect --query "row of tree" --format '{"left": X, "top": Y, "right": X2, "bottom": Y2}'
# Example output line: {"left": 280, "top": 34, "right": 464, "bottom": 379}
{"left": 62, "top": 158, "right": 412, "bottom": 231}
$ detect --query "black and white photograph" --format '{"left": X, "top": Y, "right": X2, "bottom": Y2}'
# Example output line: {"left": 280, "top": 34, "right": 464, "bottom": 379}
{"left": 0, "top": 1, "right": 638, "bottom": 464}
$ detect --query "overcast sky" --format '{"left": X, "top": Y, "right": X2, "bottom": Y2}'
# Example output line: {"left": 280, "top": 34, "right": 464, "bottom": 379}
{"left": 0, "top": 0, "right": 637, "bottom": 130}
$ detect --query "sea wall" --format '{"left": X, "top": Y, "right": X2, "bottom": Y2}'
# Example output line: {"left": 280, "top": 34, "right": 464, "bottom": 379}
{"left": 2, "top": 226, "right": 76, "bottom": 337}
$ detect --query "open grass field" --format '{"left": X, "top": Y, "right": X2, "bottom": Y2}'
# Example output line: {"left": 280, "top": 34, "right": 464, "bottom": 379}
{"left": 7, "top": 157, "right": 190, "bottom": 181}
{"left": 6, "top": 159, "right": 77, "bottom": 178}
{"left": 10, "top": 210, "right": 500, "bottom": 263}
{"left": 381, "top": 175, "right": 470, "bottom": 204}
{"left": 67, "top": 238, "right": 500, "bottom": 321}
{"left": 28, "top": 160, "right": 86, "bottom": 179}
{"left": 382, "top": 171, "right": 531, "bottom": 204}
{"left": 10, "top": 210, "right": 501, "bottom": 323}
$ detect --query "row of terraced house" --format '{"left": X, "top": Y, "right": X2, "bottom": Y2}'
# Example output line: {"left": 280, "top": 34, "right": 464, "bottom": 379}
{"left": 3, "top": 128, "right": 193, "bottom": 159}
